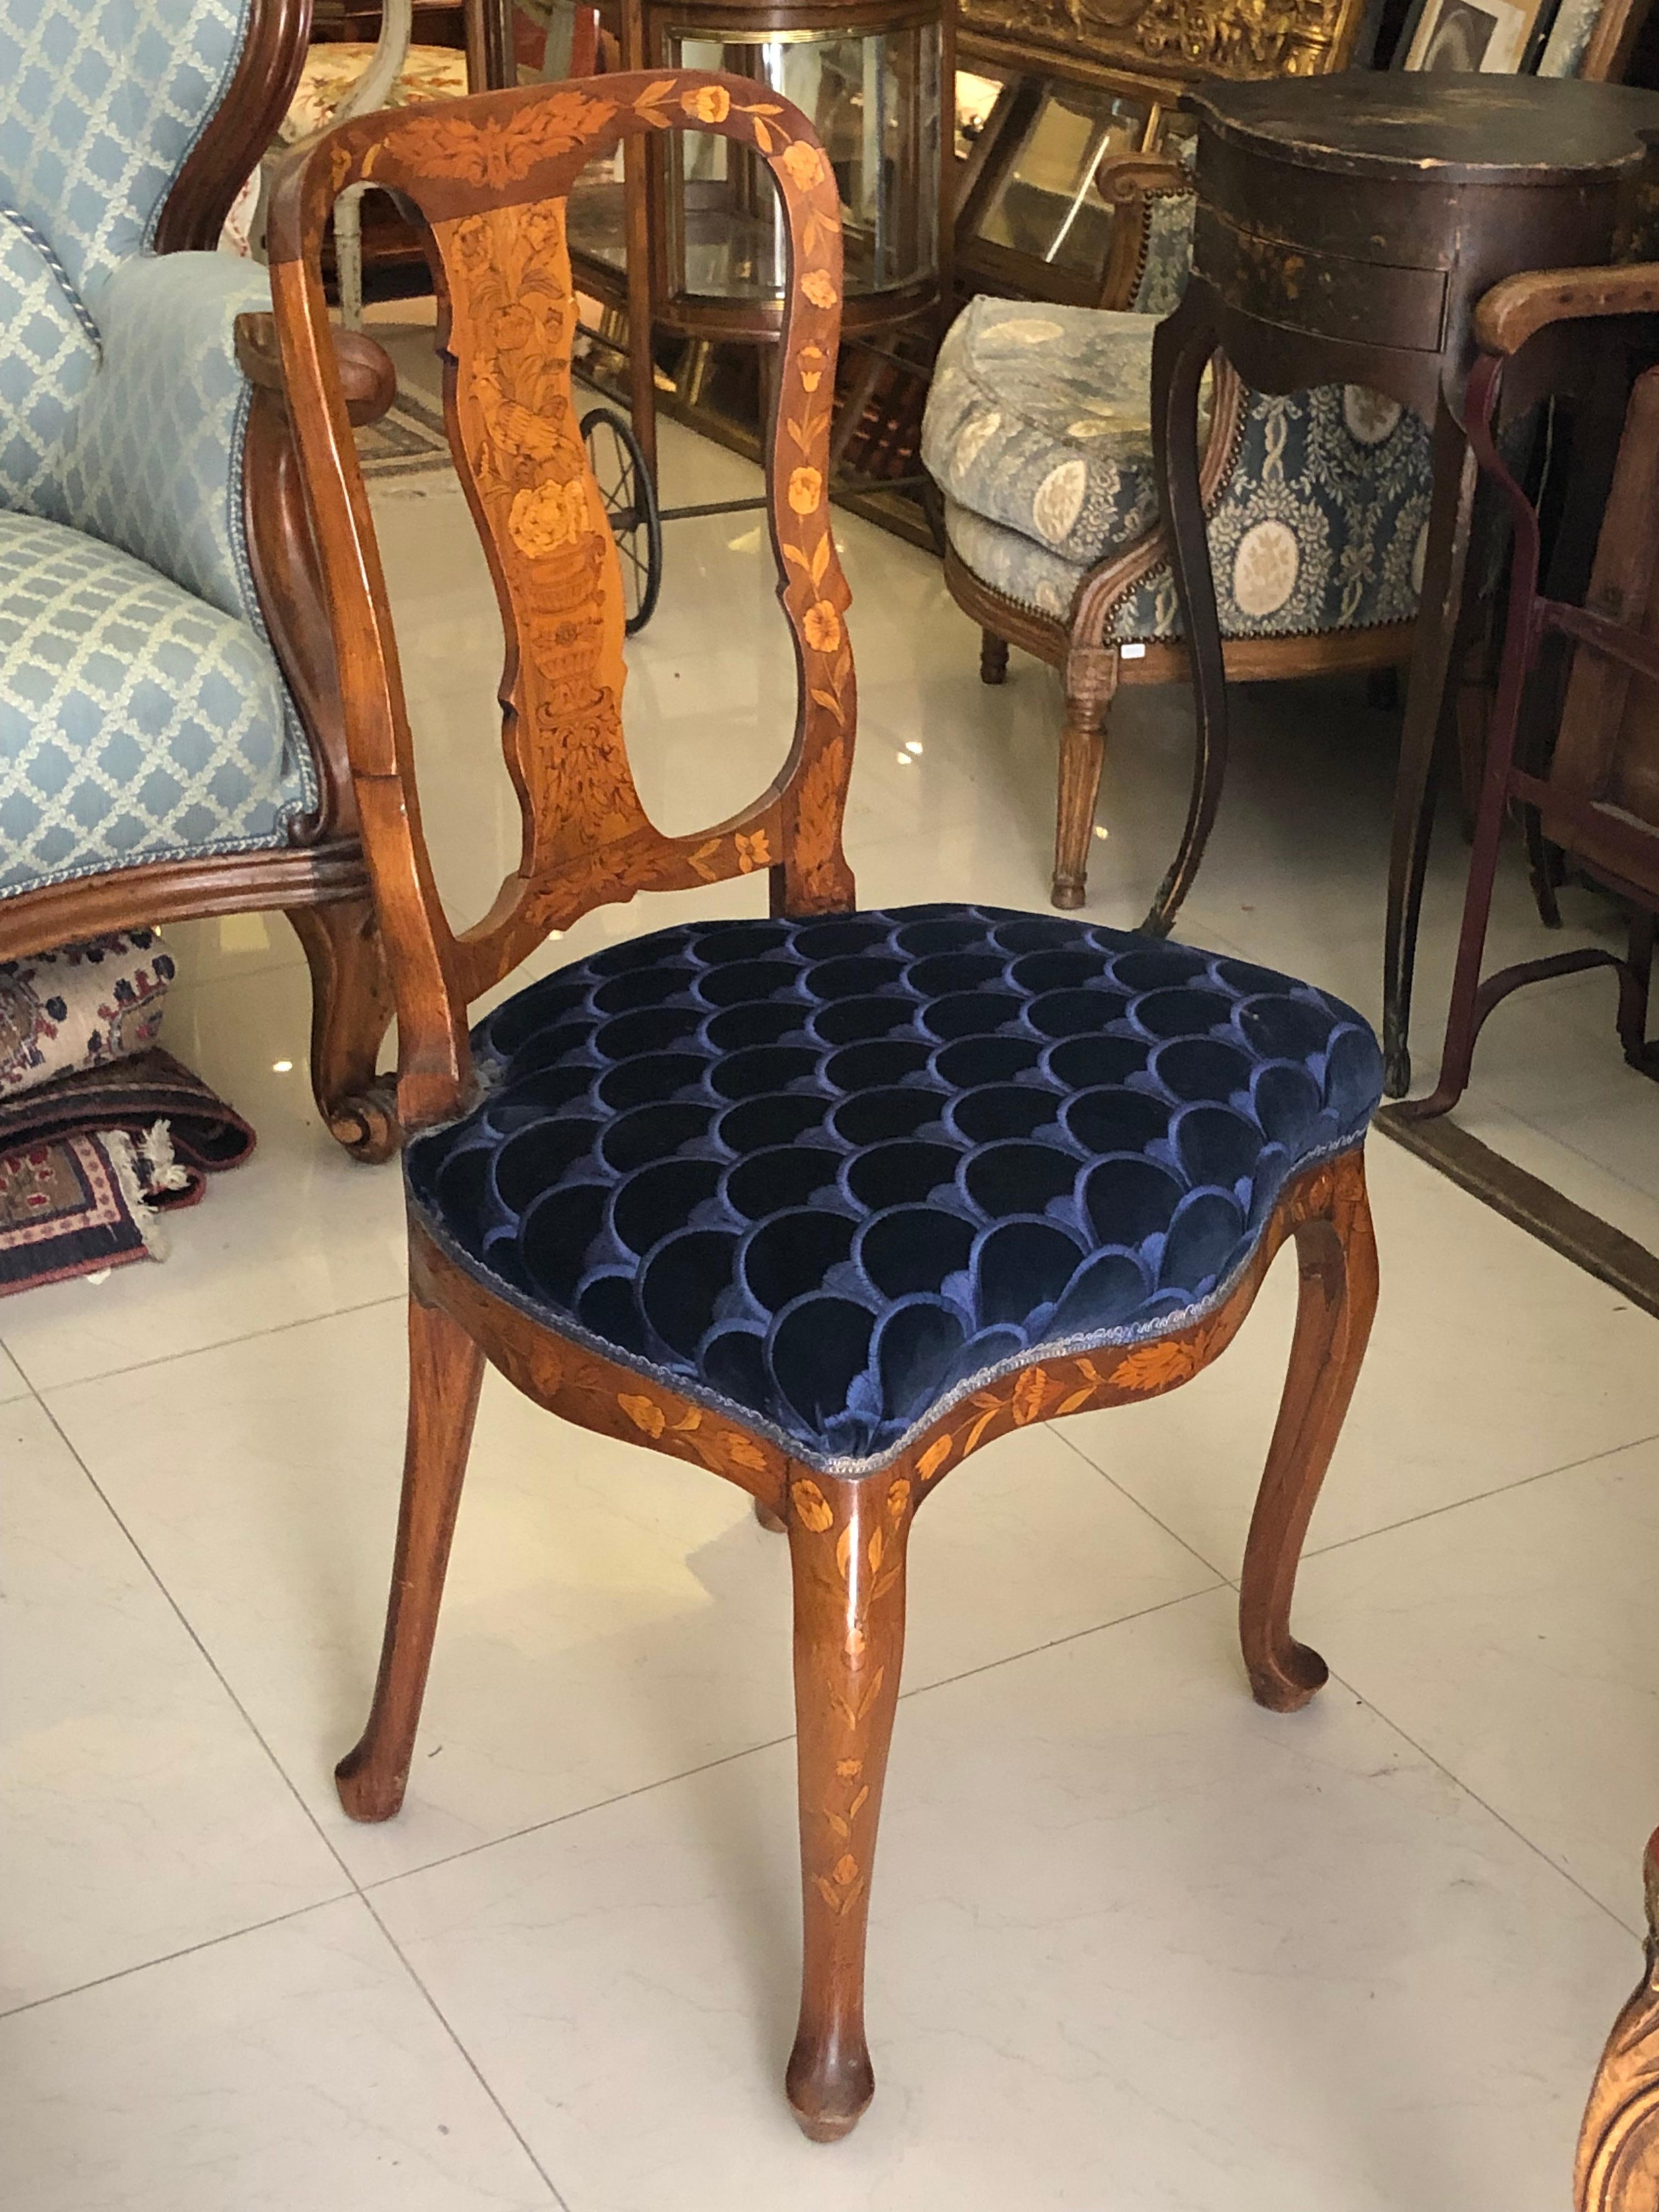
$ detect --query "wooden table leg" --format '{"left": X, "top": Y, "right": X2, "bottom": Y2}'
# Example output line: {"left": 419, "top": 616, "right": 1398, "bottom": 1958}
{"left": 1144, "top": 280, "right": 1228, "bottom": 940}
{"left": 1383, "top": 382, "right": 1479, "bottom": 1097}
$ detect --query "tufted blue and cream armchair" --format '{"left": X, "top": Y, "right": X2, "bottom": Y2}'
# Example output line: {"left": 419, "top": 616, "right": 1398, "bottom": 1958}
{"left": 0, "top": 0, "right": 400, "bottom": 1158}
{"left": 921, "top": 0, "right": 1639, "bottom": 918}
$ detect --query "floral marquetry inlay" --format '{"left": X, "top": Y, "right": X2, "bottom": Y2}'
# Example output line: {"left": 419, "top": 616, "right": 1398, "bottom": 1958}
{"left": 433, "top": 197, "right": 640, "bottom": 884}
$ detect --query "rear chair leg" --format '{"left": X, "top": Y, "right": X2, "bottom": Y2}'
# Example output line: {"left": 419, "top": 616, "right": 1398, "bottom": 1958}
{"left": 980, "top": 630, "right": 1009, "bottom": 685}
{"left": 1239, "top": 1156, "right": 1379, "bottom": 1711}
{"left": 336, "top": 1280, "right": 486, "bottom": 1821}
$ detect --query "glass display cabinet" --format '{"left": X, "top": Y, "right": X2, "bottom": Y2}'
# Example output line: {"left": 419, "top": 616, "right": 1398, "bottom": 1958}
{"left": 565, "top": 0, "right": 947, "bottom": 340}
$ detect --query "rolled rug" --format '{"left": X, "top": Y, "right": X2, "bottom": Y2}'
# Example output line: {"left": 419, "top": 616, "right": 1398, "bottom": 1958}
{"left": 0, "top": 934, "right": 255, "bottom": 1296}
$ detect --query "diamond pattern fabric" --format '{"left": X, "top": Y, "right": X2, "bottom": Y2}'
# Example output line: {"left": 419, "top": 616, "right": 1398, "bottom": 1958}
{"left": 0, "top": 0, "right": 251, "bottom": 306}
{"left": 0, "top": 208, "right": 99, "bottom": 511}
{"left": 0, "top": 510, "right": 307, "bottom": 894}
{"left": 924, "top": 295, "right": 1433, "bottom": 637}
{"left": 0, "top": 3, "right": 320, "bottom": 900}
{"left": 406, "top": 906, "right": 1384, "bottom": 1474}
{"left": 42, "top": 253, "right": 291, "bottom": 643}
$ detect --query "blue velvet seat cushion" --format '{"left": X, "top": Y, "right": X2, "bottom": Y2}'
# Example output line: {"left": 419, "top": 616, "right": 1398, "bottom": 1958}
{"left": 406, "top": 906, "right": 1384, "bottom": 1474}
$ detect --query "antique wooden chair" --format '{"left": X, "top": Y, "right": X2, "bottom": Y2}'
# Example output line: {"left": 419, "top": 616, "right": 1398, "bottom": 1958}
{"left": 0, "top": 0, "right": 400, "bottom": 1159}
{"left": 921, "top": 0, "right": 1651, "bottom": 913}
{"left": 258, "top": 71, "right": 1385, "bottom": 2138}
{"left": 1394, "top": 256, "right": 1659, "bottom": 1121}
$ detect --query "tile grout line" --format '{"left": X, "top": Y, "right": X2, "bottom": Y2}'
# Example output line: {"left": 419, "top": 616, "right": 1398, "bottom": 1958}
{"left": 0, "top": 1895, "right": 356, "bottom": 2024}
{"left": 1317, "top": 1661, "right": 1645, "bottom": 1944}
{"left": 30, "top": 1397, "right": 364, "bottom": 1900}
{"left": 1050, "top": 1398, "right": 1659, "bottom": 1571}
{"left": 24, "top": 1396, "right": 578, "bottom": 2203}
{"left": 8, "top": 1286, "right": 407, "bottom": 1397}
{"left": 1299, "top": 1424, "right": 1659, "bottom": 1562}
{"left": 1049, "top": 1421, "right": 1239, "bottom": 1583}
{"left": 358, "top": 1891, "right": 574, "bottom": 2210}
{"left": 1050, "top": 1418, "right": 1656, "bottom": 1938}
{"left": 358, "top": 1578, "right": 1229, "bottom": 1897}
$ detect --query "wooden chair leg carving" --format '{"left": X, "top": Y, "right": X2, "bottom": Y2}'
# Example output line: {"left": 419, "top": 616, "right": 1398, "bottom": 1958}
{"left": 287, "top": 895, "right": 399, "bottom": 1163}
{"left": 335, "top": 1277, "right": 486, "bottom": 1821}
{"left": 1241, "top": 1177, "right": 1379, "bottom": 1711}
{"left": 979, "top": 629, "right": 1009, "bottom": 685}
{"left": 1577, "top": 1827, "right": 1659, "bottom": 2211}
{"left": 1053, "top": 648, "right": 1119, "bottom": 909}
{"left": 786, "top": 1472, "right": 910, "bottom": 2140}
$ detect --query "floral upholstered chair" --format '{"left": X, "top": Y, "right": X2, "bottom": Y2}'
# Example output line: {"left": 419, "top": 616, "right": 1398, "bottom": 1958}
{"left": 0, "top": 0, "right": 399, "bottom": 1159}
{"left": 922, "top": 0, "right": 1644, "bottom": 917}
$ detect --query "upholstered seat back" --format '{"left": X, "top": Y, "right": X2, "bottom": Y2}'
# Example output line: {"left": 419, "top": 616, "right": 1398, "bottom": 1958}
{"left": 0, "top": 0, "right": 253, "bottom": 306}
{"left": 0, "top": 0, "right": 259, "bottom": 518}
{"left": 0, "top": 209, "right": 99, "bottom": 510}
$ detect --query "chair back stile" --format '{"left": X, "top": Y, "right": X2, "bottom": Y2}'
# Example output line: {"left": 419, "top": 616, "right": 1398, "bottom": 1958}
{"left": 258, "top": 74, "right": 858, "bottom": 1134}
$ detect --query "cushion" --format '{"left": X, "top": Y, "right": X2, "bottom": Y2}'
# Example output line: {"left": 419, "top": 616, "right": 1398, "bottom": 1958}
{"left": 922, "top": 301, "right": 1176, "bottom": 571}
{"left": 405, "top": 906, "right": 1384, "bottom": 1474}
{"left": 280, "top": 42, "right": 471, "bottom": 143}
{"left": 923, "top": 296, "right": 1434, "bottom": 644}
{"left": 0, "top": 509, "right": 309, "bottom": 894}
{"left": 0, "top": 0, "right": 255, "bottom": 305}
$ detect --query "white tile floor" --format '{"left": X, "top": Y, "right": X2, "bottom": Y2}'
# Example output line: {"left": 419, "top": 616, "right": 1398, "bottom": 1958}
{"left": 4, "top": 379, "right": 1658, "bottom": 2210}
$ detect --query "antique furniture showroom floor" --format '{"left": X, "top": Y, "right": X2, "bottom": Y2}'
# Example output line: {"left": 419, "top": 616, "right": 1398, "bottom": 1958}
{"left": 7, "top": 391, "right": 1659, "bottom": 2209}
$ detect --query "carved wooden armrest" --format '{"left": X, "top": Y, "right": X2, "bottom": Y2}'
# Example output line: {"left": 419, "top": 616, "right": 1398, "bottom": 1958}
{"left": 1094, "top": 151, "right": 1190, "bottom": 207}
{"left": 234, "top": 311, "right": 399, "bottom": 426}
{"left": 1475, "top": 264, "right": 1659, "bottom": 357}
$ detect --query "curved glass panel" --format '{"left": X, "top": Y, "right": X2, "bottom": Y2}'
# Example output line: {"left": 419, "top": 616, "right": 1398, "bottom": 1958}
{"left": 662, "top": 21, "right": 941, "bottom": 302}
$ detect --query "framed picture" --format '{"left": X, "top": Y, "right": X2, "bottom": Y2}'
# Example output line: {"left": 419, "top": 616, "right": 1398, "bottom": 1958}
{"left": 1398, "top": 0, "right": 1550, "bottom": 70}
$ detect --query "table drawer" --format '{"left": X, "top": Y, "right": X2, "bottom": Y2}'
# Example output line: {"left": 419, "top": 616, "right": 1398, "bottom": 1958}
{"left": 1194, "top": 206, "right": 1449, "bottom": 351}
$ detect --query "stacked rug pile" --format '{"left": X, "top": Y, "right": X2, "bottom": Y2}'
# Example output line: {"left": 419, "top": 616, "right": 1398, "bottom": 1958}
{"left": 0, "top": 934, "right": 254, "bottom": 1295}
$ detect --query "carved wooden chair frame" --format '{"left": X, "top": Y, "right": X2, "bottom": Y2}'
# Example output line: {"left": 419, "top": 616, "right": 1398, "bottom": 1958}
{"left": 0, "top": 0, "right": 403, "bottom": 1161}
{"left": 257, "top": 71, "right": 1379, "bottom": 2140}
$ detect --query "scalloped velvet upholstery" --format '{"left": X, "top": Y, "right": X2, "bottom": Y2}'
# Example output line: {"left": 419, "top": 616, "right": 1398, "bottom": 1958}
{"left": 405, "top": 906, "right": 1384, "bottom": 1474}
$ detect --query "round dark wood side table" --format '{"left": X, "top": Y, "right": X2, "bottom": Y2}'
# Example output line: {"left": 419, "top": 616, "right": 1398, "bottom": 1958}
{"left": 1148, "top": 73, "right": 1659, "bottom": 1095}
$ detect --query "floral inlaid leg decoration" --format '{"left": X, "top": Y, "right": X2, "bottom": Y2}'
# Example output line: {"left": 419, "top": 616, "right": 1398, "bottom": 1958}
{"left": 785, "top": 1468, "right": 912, "bottom": 2141}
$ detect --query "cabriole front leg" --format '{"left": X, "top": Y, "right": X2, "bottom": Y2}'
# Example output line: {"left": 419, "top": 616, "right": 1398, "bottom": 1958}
{"left": 1239, "top": 1153, "right": 1379, "bottom": 1709}
{"left": 785, "top": 1466, "right": 912, "bottom": 2141}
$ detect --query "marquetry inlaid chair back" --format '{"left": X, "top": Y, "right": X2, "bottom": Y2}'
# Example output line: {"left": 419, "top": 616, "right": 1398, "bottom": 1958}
{"left": 259, "top": 75, "right": 1384, "bottom": 2143}
{"left": 259, "top": 72, "right": 855, "bottom": 1130}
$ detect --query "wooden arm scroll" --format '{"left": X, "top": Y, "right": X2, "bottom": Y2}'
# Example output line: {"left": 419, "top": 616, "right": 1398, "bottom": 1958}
{"left": 235, "top": 311, "right": 399, "bottom": 427}
{"left": 1475, "top": 264, "right": 1659, "bottom": 358}
{"left": 1095, "top": 151, "right": 1190, "bottom": 206}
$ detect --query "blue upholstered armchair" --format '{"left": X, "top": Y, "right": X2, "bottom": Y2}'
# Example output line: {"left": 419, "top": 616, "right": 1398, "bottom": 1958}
{"left": 0, "top": 0, "right": 399, "bottom": 1158}
{"left": 921, "top": 0, "right": 1629, "bottom": 917}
